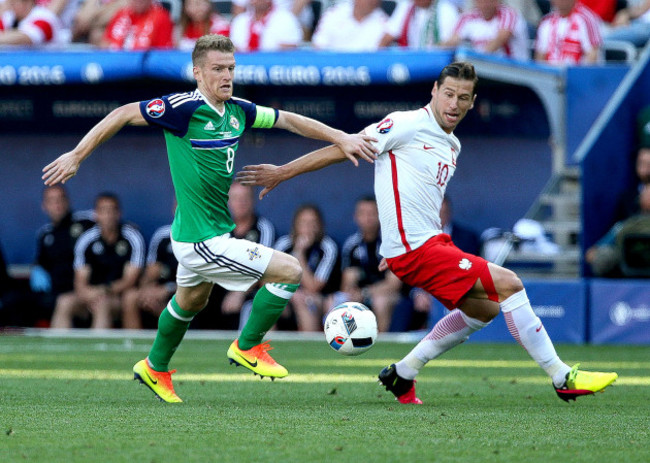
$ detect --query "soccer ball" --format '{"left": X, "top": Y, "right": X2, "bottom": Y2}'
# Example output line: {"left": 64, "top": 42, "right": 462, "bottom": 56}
{"left": 324, "top": 302, "right": 377, "bottom": 356}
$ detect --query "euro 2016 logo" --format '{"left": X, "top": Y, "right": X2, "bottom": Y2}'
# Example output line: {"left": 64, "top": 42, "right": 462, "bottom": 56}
{"left": 376, "top": 118, "right": 393, "bottom": 134}
{"left": 146, "top": 99, "right": 165, "bottom": 118}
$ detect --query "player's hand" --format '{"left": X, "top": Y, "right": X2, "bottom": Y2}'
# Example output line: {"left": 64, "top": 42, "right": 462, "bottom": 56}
{"left": 336, "top": 133, "right": 378, "bottom": 167}
{"left": 42, "top": 151, "right": 81, "bottom": 186}
{"left": 236, "top": 164, "right": 282, "bottom": 199}
{"left": 378, "top": 258, "right": 388, "bottom": 272}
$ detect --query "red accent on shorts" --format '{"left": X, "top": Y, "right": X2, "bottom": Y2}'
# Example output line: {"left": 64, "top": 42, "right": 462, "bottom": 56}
{"left": 32, "top": 19, "right": 53, "bottom": 41}
{"left": 389, "top": 150, "right": 411, "bottom": 253}
{"left": 386, "top": 234, "right": 488, "bottom": 310}
{"left": 479, "top": 265, "right": 499, "bottom": 302}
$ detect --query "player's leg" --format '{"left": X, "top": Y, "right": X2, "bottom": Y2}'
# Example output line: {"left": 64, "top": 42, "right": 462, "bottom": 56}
{"left": 88, "top": 293, "right": 119, "bottom": 329}
{"left": 50, "top": 292, "right": 85, "bottom": 328}
{"left": 227, "top": 250, "right": 301, "bottom": 378}
{"left": 477, "top": 263, "right": 617, "bottom": 400}
{"left": 121, "top": 287, "right": 142, "bottom": 329}
{"left": 290, "top": 288, "right": 322, "bottom": 331}
{"left": 236, "top": 250, "right": 301, "bottom": 346}
{"left": 133, "top": 281, "right": 213, "bottom": 403}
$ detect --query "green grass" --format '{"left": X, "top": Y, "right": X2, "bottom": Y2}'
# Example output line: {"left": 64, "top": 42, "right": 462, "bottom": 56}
{"left": 1, "top": 335, "right": 648, "bottom": 463}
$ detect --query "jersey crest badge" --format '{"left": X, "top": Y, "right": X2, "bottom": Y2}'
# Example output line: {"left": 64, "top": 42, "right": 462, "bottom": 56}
{"left": 247, "top": 246, "right": 261, "bottom": 261}
{"left": 230, "top": 115, "right": 240, "bottom": 130}
{"left": 459, "top": 258, "right": 472, "bottom": 270}
{"left": 376, "top": 118, "right": 393, "bottom": 134}
{"left": 146, "top": 99, "right": 165, "bottom": 118}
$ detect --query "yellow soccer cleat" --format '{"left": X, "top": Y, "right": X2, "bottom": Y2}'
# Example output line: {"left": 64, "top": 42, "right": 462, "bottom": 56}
{"left": 227, "top": 340, "right": 288, "bottom": 379}
{"left": 555, "top": 363, "right": 618, "bottom": 402}
{"left": 133, "top": 359, "right": 183, "bottom": 403}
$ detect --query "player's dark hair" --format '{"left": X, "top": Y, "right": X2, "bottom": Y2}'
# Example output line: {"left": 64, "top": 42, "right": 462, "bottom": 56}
{"left": 94, "top": 192, "right": 120, "bottom": 209}
{"left": 291, "top": 203, "right": 325, "bottom": 243}
{"left": 437, "top": 62, "right": 478, "bottom": 95}
{"left": 192, "top": 34, "right": 235, "bottom": 67}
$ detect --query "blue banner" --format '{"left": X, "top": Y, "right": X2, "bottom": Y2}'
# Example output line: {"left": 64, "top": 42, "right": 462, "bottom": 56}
{"left": 590, "top": 279, "right": 650, "bottom": 344}
{"left": 0, "top": 49, "right": 454, "bottom": 87}
{"left": 428, "top": 279, "right": 587, "bottom": 344}
{"left": 0, "top": 50, "right": 145, "bottom": 85}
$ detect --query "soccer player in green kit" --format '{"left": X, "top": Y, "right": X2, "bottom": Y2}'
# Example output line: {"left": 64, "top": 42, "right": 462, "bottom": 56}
{"left": 42, "top": 34, "right": 378, "bottom": 403}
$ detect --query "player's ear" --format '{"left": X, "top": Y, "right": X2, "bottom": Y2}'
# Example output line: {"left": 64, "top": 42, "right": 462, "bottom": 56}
{"left": 470, "top": 94, "right": 476, "bottom": 110}
{"left": 192, "top": 66, "right": 201, "bottom": 82}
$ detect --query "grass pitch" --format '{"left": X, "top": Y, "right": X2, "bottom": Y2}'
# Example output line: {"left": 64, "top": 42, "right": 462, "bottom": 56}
{"left": 1, "top": 333, "right": 648, "bottom": 463}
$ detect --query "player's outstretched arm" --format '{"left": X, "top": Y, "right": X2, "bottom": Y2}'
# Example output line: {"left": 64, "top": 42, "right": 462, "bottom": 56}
{"left": 42, "top": 103, "right": 147, "bottom": 185}
{"left": 274, "top": 110, "right": 377, "bottom": 166}
{"left": 237, "top": 144, "right": 347, "bottom": 199}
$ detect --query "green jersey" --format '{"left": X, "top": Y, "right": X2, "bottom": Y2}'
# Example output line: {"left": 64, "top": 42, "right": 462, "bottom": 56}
{"left": 140, "top": 90, "right": 277, "bottom": 243}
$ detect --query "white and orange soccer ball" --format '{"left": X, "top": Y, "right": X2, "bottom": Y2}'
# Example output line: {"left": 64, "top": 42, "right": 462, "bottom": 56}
{"left": 324, "top": 302, "right": 377, "bottom": 356}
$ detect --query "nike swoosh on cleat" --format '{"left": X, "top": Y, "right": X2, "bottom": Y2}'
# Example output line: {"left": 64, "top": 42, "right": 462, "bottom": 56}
{"left": 239, "top": 356, "right": 258, "bottom": 368}
{"left": 423, "top": 145, "right": 435, "bottom": 150}
{"left": 145, "top": 371, "right": 158, "bottom": 385}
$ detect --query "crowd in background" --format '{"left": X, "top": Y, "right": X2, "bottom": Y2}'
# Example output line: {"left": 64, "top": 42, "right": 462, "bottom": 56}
{"left": 0, "top": 182, "right": 484, "bottom": 332}
{"left": 0, "top": 0, "right": 649, "bottom": 64}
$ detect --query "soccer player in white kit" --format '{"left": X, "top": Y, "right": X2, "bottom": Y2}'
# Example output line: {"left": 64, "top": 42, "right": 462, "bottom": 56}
{"left": 237, "top": 62, "right": 618, "bottom": 405}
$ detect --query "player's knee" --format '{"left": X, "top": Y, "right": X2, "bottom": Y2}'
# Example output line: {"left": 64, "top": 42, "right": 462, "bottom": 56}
{"left": 284, "top": 255, "right": 302, "bottom": 284}
{"left": 494, "top": 268, "right": 524, "bottom": 300}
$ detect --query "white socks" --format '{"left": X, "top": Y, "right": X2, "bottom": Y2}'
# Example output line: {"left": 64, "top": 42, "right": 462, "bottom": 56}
{"left": 395, "top": 309, "right": 489, "bottom": 380}
{"left": 395, "top": 289, "right": 571, "bottom": 388}
{"left": 501, "top": 289, "right": 570, "bottom": 388}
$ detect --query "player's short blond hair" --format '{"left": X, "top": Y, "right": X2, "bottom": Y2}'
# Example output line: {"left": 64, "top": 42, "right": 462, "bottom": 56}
{"left": 192, "top": 34, "right": 235, "bottom": 67}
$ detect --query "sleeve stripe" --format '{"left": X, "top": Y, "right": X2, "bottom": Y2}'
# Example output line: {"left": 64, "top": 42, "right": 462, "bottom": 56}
{"left": 314, "top": 236, "right": 338, "bottom": 282}
{"left": 147, "top": 225, "right": 172, "bottom": 264}
{"left": 122, "top": 225, "right": 146, "bottom": 267}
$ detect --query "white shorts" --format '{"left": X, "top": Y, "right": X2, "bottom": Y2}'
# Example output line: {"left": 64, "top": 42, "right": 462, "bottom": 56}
{"left": 172, "top": 234, "right": 274, "bottom": 291}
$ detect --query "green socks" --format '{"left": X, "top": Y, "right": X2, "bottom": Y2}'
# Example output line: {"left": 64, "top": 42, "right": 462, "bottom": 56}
{"left": 238, "top": 283, "right": 299, "bottom": 350}
{"left": 147, "top": 295, "right": 197, "bottom": 372}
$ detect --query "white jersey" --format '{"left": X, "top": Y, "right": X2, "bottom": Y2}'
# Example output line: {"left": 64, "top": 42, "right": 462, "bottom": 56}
{"left": 453, "top": 5, "right": 530, "bottom": 61}
{"left": 385, "top": 0, "right": 459, "bottom": 48}
{"left": 0, "top": 5, "right": 62, "bottom": 45}
{"left": 364, "top": 106, "right": 460, "bottom": 258}
{"left": 312, "top": 2, "right": 388, "bottom": 51}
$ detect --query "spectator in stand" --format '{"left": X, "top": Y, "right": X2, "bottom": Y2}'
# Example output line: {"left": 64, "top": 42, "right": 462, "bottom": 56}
{"left": 50, "top": 192, "right": 145, "bottom": 329}
{"left": 613, "top": 146, "right": 650, "bottom": 224}
{"left": 274, "top": 204, "right": 340, "bottom": 331}
{"left": 71, "top": 0, "right": 126, "bottom": 45}
{"left": 581, "top": 0, "right": 618, "bottom": 24}
{"left": 35, "top": 0, "right": 83, "bottom": 42}
{"left": 586, "top": 184, "right": 650, "bottom": 277}
{"left": 311, "top": 0, "right": 387, "bottom": 51}
{"left": 229, "top": 0, "right": 302, "bottom": 51}
{"left": 0, "top": 0, "right": 63, "bottom": 45}
{"left": 217, "top": 182, "right": 276, "bottom": 330}
{"left": 122, "top": 222, "right": 176, "bottom": 329}
{"left": 379, "top": 0, "right": 459, "bottom": 49}
{"left": 101, "top": 0, "right": 173, "bottom": 50}
{"left": 441, "top": 0, "right": 530, "bottom": 61}
{"left": 607, "top": 0, "right": 650, "bottom": 47}
{"left": 175, "top": 0, "right": 230, "bottom": 51}
{"left": 330, "top": 196, "right": 402, "bottom": 332}
{"left": 30, "top": 185, "right": 95, "bottom": 327}
{"left": 231, "top": 0, "right": 315, "bottom": 41}
{"left": 534, "top": 0, "right": 603, "bottom": 65}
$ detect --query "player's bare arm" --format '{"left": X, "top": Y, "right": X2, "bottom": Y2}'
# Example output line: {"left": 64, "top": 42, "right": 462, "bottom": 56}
{"left": 42, "top": 103, "right": 147, "bottom": 186}
{"left": 274, "top": 110, "right": 378, "bottom": 165}
{"left": 237, "top": 144, "right": 349, "bottom": 199}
